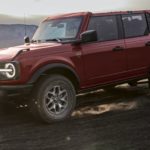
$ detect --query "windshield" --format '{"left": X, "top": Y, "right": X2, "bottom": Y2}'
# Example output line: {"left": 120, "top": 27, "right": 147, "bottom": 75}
{"left": 32, "top": 17, "right": 82, "bottom": 42}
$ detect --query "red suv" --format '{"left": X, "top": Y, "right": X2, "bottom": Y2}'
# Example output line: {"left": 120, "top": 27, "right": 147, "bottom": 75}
{"left": 0, "top": 10, "right": 150, "bottom": 123}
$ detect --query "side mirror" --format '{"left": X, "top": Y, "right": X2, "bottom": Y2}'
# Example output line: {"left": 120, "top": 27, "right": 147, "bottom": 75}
{"left": 24, "top": 36, "right": 30, "bottom": 44}
{"left": 80, "top": 30, "right": 97, "bottom": 43}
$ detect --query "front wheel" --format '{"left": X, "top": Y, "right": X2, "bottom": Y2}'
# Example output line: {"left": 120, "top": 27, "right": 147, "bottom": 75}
{"left": 30, "top": 75, "right": 76, "bottom": 123}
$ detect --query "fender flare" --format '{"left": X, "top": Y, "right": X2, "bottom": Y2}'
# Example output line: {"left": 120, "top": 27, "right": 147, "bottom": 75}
{"left": 28, "top": 63, "right": 80, "bottom": 85}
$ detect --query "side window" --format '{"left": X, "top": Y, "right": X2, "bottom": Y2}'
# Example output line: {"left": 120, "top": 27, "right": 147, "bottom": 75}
{"left": 146, "top": 13, "right": 150, "bottom": 32}
{"left": 122, "top": 14, "right": 148, "bottom": 38}
{"left": 88, "top": 16, "right": 119, "bottom": 42}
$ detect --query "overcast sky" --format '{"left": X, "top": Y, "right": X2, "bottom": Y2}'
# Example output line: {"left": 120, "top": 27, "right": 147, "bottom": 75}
{"left": 0, "top": 0, "right": 150, "bottom": 24}
{"left": 0, "top": 0, "right": 150, "bottom": 17}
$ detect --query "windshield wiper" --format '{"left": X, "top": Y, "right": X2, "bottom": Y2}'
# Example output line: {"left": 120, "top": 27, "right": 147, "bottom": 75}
{"left": 31, "top": 40, "right": 41, "bottom": 43}
{"left": 45, "top": 38, "right": 62, "bottom": 42}
{"left": 31, "top": 39, "right": 62, "bottom": 43}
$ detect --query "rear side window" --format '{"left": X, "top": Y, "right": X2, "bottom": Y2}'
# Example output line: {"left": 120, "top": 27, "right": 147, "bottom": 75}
{"left": 146, "top": 13, "right": 150, "bottom": 32}
{"left": 122, "top": 14, "right": 148, "bottom": 38}
{"left": 88, "top": 16, "right": 119, "bottom": 42}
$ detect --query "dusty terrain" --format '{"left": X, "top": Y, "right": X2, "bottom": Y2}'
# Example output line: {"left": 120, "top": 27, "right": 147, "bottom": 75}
{"left": 0, "top": 83, "right": 150, "bottom": 150}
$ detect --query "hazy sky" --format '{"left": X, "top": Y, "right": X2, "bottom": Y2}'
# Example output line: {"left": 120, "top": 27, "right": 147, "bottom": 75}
{"left": 0, "top": 0, "right": 150, "bottom": 17}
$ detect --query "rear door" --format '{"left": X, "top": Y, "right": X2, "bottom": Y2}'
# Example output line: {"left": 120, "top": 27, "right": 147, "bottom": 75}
{"left": 121, "top": 13, "right": 150, "bottom": 77}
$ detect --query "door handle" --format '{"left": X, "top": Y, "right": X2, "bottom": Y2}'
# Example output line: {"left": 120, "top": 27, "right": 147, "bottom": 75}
{"left": 145, "top": 41, "right": 150, "bottom": 47}
{"left": 113, "top": 46, "right": 124, "bottom": 51}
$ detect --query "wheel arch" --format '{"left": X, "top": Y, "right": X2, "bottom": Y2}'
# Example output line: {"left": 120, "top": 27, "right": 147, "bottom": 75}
{"left": 28, "top": 63, "right": 80, "bottom": 91}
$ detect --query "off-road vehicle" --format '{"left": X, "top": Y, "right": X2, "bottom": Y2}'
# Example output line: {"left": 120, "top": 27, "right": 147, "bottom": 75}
{"left": 1, "top": 10, "right": 150, "bottom": 123}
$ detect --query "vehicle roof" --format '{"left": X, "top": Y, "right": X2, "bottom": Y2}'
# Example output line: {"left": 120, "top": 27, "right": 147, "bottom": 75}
{"left": 45, "top": 10, "right": 150, "bottom": 21}
{"left": 93, "top": 10, "right": 150, "bottom": 16}
{"left": 45, "top": 12, "right": 91, "bottom": 21}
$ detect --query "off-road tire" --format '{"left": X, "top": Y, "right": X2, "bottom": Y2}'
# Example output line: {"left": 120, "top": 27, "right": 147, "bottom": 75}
{"left": 29, "top": 74, "right": 76, "bottom": 123}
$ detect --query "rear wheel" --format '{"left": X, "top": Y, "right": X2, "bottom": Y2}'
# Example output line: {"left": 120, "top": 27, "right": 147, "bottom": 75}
{"left": 30, "top": 75, "right": 76, "bottom": 123}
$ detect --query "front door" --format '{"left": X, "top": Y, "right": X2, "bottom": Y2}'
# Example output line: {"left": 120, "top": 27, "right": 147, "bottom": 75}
{"left": 82, "top": 15, "right": 127, "bottom": 87}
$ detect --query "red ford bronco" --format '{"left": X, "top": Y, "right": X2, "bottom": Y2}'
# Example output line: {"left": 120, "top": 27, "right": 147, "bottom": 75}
{"left": 0, "top": 10, "right": 150, "bottom": 123}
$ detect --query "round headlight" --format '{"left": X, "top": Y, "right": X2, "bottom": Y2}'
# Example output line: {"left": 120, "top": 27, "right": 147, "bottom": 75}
{"left": 4, "top": 63, "right": 16, "bottom": 79}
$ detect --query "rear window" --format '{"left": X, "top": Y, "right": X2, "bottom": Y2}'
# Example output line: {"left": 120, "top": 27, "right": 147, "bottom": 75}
{"left": 122, "top": 14, "right": 148, "bottom": 38}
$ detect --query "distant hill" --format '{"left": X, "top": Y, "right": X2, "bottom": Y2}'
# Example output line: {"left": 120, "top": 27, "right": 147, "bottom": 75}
{"left": 0, "top": 24, "right": 37, "bottom": 48}
{"left": 0, "top": 14, "right": 46, "bottom": 25}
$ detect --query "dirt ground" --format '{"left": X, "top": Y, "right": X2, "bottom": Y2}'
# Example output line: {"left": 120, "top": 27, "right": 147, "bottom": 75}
{"left": 0, "top": 83, "right": 150, "bottom": 150}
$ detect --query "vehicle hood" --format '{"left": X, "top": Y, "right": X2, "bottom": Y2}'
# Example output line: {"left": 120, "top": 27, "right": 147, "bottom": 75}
{"left": 0, "top": 42, "right": 62, "bottom": 61}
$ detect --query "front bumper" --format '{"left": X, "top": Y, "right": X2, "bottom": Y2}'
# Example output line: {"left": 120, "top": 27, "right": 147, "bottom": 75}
{"left": 0, "top": 84, "right": 33, "bottom": 101}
